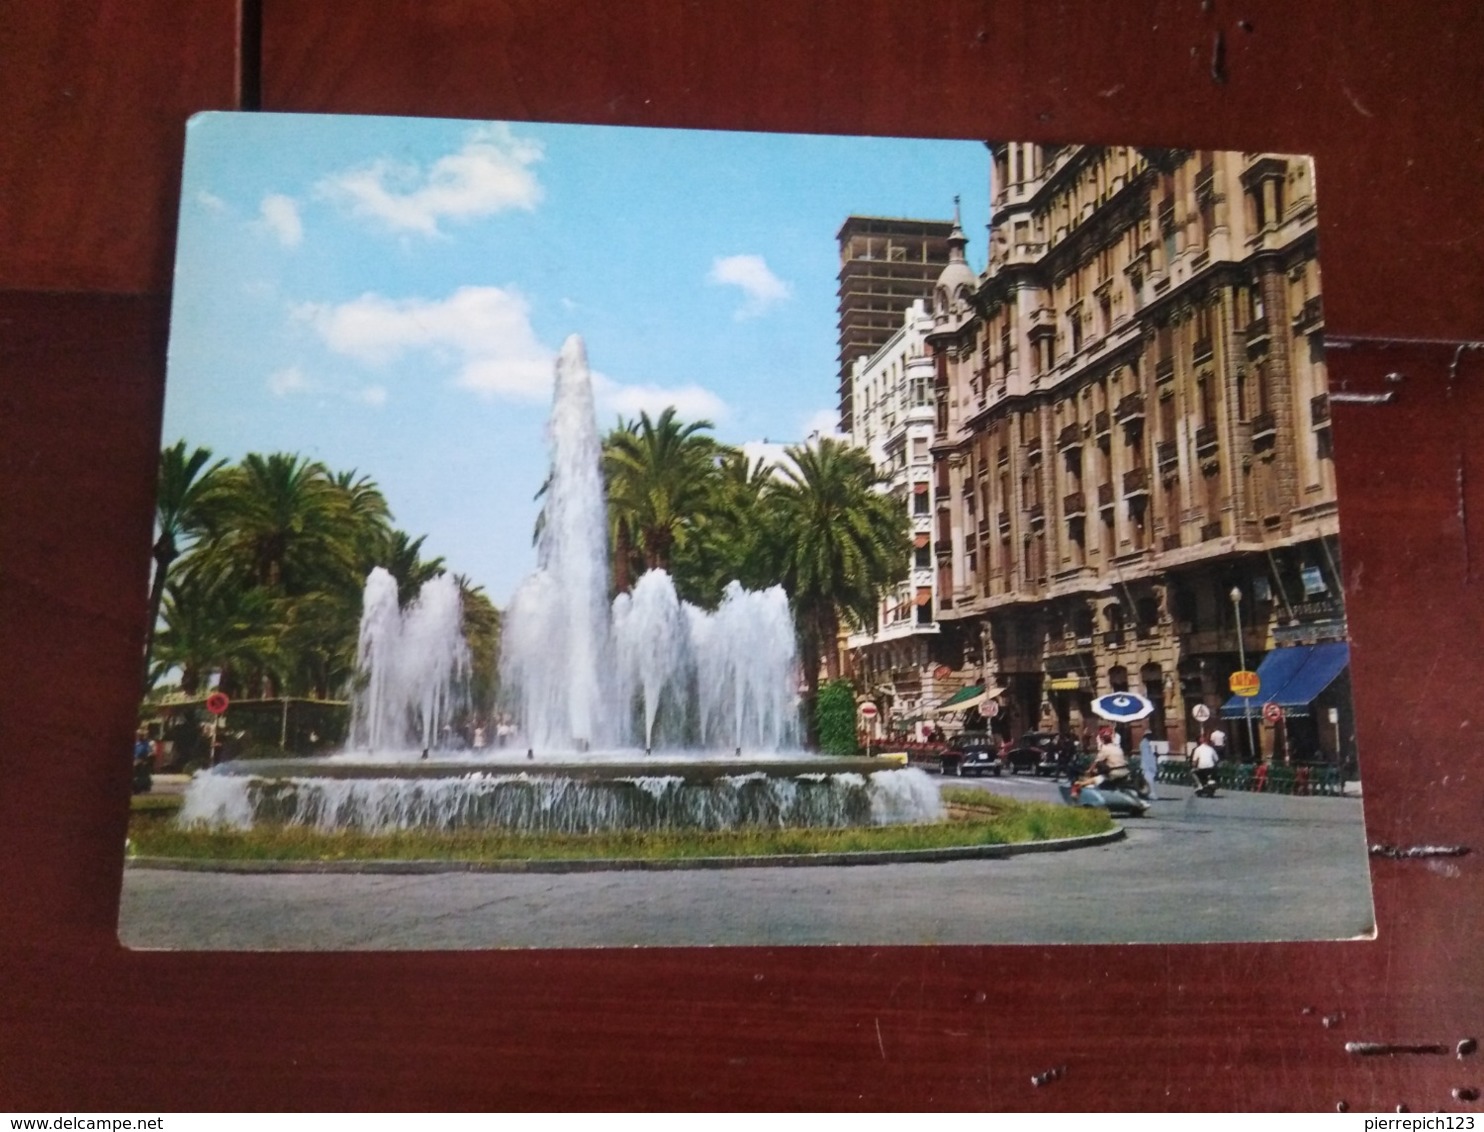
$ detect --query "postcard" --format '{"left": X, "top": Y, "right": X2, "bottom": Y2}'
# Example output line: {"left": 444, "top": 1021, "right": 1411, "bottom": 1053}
{"left": 119, "top": 113, "right": 1373, "bottom": 949}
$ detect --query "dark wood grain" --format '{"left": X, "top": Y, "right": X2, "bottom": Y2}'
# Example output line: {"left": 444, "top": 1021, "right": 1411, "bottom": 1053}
{"left": 2, "top": 0, "right": 1483, "bottom": 1112}
{"left": 0, "top": 0, "right": 239, "bottom": 294}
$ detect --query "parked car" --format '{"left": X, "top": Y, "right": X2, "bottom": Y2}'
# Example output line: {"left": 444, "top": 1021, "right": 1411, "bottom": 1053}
{"left": 1004, "top": 731, "right": 1065, "bottom": 776}
{"left": 940, "top": 730, "right": 1004, "bottom": 777}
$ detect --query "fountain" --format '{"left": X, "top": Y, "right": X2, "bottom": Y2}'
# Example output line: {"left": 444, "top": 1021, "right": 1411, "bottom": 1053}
{"left": 178, "top": 335, "right": 943, "bottom": 836}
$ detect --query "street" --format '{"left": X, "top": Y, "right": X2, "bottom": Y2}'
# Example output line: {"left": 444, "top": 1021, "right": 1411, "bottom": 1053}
{"left": 119, "top": 777, "right": 1374, "bottom": 950}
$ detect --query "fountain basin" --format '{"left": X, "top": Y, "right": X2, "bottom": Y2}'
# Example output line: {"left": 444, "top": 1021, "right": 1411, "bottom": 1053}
{"left": 179, "top": 757, "right": 944, "bottom": 836}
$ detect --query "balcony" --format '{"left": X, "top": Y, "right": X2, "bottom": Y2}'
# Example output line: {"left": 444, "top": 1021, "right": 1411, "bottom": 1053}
{"left": 1192, "top": 336, "right": 1213, "bottom": 363}
{"left": 997, "top": 447, "right": 1009, "bottom": 466}
{"left": 1195, "top": 423, "right": 1219, "bottom": 454}
{"left": 1158, "top": 199, "right": 1175, "bottom": 232}
{"left": 1311, "top": 392, "right": 1331, "bottom": 426}
{"left": 1097, "top": 483, "right": 1115, "bottom": 510}
{"left": 1245, "top": 316, "right": 1270, "bottom": 351}
{"left": 996, "top": 510, "right": 1010, "bottom": 533}
{"left": 1155, "top": 357, "right": 1175, "bottom": 383}
{"left": 1162, "top": 531, "right": 1181, "bottom": 552}
{"left": 1063, "top": 491, "right": 1087, "bottom": 519}
{"left": 1200, "top": 519, "right": 1224, "bottom": 541}
{"left": 1057, "top": 422, "right": 1083, "bottom": 450}
{"left": 1293, "top": 295, "right": 1323, "bottom": 332}
{"left": 1027, "top": 307, "right": 1057, "bottom": 339}
{"left": 1025, "top": 435, "right": 1043, "bottom": 460}
{"left": 1103, "top": 629, "right": 1126, "bottom": 648}
{"left": 1115, "top": 392, "right": 1145, "bottom": 424}
{"left": 1250, "top": 409, "right": 1277, "bottom": 442}
{"left": 1028, "top": 502, "right": 1045, "bottom": 527}
{"left": 1156, "top": 439, "right": 1178, "bottom": 473}
{"left": 1123, "top": 466, "right": 1150, "bottom": 497}
{"left": 1094, "top": 410, "right": 1112, "bottom": 436}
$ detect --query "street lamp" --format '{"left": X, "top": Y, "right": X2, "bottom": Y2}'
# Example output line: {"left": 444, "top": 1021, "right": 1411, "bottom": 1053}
{"left": 1230, "top": 585, "right": 1257, "bottom": 762}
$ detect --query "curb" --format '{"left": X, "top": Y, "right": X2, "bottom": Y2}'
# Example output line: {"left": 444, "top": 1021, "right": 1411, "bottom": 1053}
{"left": 125, "top": 825, "right": 1125, "bottom": 875}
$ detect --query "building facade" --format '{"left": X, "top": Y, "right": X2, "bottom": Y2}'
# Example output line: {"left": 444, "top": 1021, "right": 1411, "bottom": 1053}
{"left": 836, "top": 216, "right": 955, "bottom": 436}
{"left": 914, "top": 145, "right": 1346, "bottom": 762}
{"left": 842, "top": 298, "right": 959, "bottom": 729}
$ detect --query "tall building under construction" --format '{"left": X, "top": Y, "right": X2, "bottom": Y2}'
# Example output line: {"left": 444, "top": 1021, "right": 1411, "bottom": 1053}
{"left": 836, "top": 216, "right": 954, "bottom": 434}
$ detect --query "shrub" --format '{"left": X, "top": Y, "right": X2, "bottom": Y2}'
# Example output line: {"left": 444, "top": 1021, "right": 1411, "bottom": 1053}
{"left": 815, "top": 679, "right": 860, "bottom": 756}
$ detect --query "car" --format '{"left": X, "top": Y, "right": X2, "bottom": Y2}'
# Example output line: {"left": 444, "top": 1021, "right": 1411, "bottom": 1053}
{"left": 940, "top": 731, "right": 1004, "bottom": 777}
{"left": 1003, "top": 731, "right": 1066, "bottom": 776}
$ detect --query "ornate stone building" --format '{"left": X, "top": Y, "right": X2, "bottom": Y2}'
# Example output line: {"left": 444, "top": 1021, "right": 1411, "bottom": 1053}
{"left": 923, "top": 145, "right": 1347, "bottom": 761}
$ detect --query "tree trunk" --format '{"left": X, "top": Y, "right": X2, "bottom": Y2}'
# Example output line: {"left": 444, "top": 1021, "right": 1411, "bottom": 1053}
{"left": 821, "top": 603, "right": 842, "bottom": 681}
{"left": 141, "top": 540, "right": 175, "bottom": 693}
{"left": 799, "top": 606, "right": 827, "bottom": 749}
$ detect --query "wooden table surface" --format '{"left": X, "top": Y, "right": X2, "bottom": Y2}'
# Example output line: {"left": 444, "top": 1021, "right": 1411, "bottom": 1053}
{"left": 2, "top": 0, "right": 1482, "bottom": 1111}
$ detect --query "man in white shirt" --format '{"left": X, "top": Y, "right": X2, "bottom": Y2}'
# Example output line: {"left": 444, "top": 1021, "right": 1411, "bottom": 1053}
{"left": 1192, "top": 730, "right": 1221, "bottom": 796}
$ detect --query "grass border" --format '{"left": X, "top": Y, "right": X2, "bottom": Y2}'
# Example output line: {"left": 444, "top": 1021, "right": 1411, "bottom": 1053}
{"left": 126, "top": 825, "right": 1125, "bottom": 874}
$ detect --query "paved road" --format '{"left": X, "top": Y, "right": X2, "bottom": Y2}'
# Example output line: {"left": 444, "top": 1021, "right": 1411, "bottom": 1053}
{"left": 119, "top": 780, "right": 1374, "bottom": 950}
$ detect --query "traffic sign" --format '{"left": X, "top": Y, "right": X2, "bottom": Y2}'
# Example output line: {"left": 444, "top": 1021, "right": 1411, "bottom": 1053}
{"left": 1229, "top": 670, "right": 1260, "bottom": 697}
{"left": 984, "top": 700, "right": 1000, "bottom": 719}
{"left": 1192, "top": 703, "right": 1211, "bottom": 723}
{"left": 205, "top": 691, "right": 230, "bottom": 716}
{"left": 859, "top": 701, "right": 878, "bottom": 719}
{"left": 1263, "top": 701, "right": 1284, "bottom": 724}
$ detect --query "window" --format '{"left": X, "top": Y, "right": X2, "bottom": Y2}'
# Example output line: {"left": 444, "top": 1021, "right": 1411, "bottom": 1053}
{"left": 915, "top": 544, "right": 931, "bottom": 569}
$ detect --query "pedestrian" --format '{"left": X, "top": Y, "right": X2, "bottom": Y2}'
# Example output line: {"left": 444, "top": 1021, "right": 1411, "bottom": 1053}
{"left": 1139, "top": 730, "right": 1156, "bottom": 790}
{"left": 1192, "top": 731, "right": 1220, "bottom": 796}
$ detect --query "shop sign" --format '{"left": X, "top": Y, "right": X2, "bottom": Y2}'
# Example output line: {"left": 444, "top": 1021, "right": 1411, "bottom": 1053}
{"left": 1229, "top": 670, "right": 1260, "bottom": 697}
{"left": 1301, "top": 565, "right": 1328, "bottom": 596}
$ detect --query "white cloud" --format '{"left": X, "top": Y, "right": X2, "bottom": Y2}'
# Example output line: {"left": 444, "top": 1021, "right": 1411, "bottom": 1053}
{"left": 316, "top": 123, "right": 544, "bottom": 237}
{"left": 298, "top": 285, "right": 731, "bottom": 419}
{"left": 260, "top": 193, "right": 303, "bottom": 248}
{"left": 295, "top": 285, "right": 555, "bottom": 402}
{"left": 707, "top": 254, "right": 791, "bottom": 318}
{"left": 196, "top": 190, "right": 228, "bottom": 213}
{"left": 267, "top": 366, "right": 310, "bottom": 397}
{"left": 592, "top": 374, "right": 729, "bottom": 423}
{"left": 353, "top": 385, "right": 389, "bottom": 408}
{"left": 800, "top": 407, "right": 847, "bottom": 441}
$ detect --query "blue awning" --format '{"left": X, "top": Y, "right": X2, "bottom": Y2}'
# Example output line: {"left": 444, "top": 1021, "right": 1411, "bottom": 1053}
{"left": 1267, "top": 641, "right": 1349, "bottom": 717}
{"left": 1219, "top": 645, "right": 1314, "bottom": 719}
{"left": 1219, "top": 641, "right": 1350, "bottom": 719}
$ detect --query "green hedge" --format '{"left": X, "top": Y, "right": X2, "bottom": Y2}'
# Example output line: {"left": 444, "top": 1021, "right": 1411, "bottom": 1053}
{"left": 815, "top": 679, "right": 860, "bottom": 756}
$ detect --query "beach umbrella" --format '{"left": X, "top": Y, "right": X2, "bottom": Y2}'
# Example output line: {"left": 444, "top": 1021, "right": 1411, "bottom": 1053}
{"left": 1090, "top": 691, "right": 1154, "bottom": 723}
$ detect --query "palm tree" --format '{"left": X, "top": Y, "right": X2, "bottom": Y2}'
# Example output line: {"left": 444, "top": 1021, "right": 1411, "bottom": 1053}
{"left": 667, "top": 446, "right": 773, "bottom": 607}
{"left": 763, "top": 438, "right": 911, "bottom": 746}
{"left": 603, "top": 408, "right": 722, "bottom": 582}
{"left": 144, "top": 442, "right": 227, "bottom": 691}
{"left": 152, "top": 571, "right": 275, "bottom": 696}
{"left": 197, "top": 453, "right": 361, "bottom": 596}
{"left": 331, "top": 469, "right": 394, "bottom": 574}
{"left": 454, "top": 573, "right": 502, "bottom": 717}
{"left": 375, "top": 529, "right": 447, "bottom": 607}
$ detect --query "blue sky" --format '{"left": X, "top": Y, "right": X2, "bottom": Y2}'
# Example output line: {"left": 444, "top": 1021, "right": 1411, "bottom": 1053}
{"left": 166, "top": 112, "right": 990, "bottom": 604}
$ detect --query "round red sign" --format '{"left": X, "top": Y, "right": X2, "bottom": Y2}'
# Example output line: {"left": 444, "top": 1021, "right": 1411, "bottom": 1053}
{"left": 859, "top": 702, "right": 878, "bottom": 718}
{"left": 1262, "top": 701, "right": 1284, "bottom": 724}
{"left": 205, "top": 691, "right": 230, "bottom": 716}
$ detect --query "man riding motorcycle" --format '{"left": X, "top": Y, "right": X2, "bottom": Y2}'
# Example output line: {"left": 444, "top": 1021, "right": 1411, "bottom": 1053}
{"left": 1077, "top": 726, "right": 1131, "bottom": 789}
